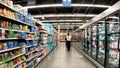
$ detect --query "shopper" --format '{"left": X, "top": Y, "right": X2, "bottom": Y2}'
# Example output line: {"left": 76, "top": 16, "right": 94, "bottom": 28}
{"left": 66, "top": 33, "right": 72, "bottom": 51}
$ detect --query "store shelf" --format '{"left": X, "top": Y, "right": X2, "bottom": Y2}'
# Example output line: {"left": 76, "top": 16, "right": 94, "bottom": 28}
{"left": 0, "top": 2, "right": 16, "bottom": 13}
{"left": 0, "top": 38, "right": 25, "bottom": 40}
{"left": 0, "top": 28, "right": 35, "bottom": 34}
{"left": 33, "top": 53, "right": 48, "bottom": 68}
{"left": 0, "top": 14, "right": 35, "bottom": 27}
{"left": 33, "top": 60, "right": 40, "bottom": 68}
{"left": 26, "top": 54, "right": 38, "bottom": 62}
{"left": 36, "top": 49, "right": 43, "bottom": 52}
{"left": 0, "top": 2, "right": 34, "bottom": 22}
{"left": 0, "top": 46, "right": 24, "bottom": 53}
{"left": 26, "top": 59, "right": 35, "bottom": 67}
{"left": 26, "top": 39, "right": 35, "bottom": 40}
{"left": 0, "top": 53, "right": 25, "bottom": 65}
{"left": 13, "top": 60, "right": 26, "bottom": 68}
{"left": 36, "top": 22, "right": 43, "bottom": 26}
{"left": 26, "top": 44, "right": 37, "bottom": 48}
{"left": 26, "top": 50, "right": 37, "bottom": 55}
{"left": 0, "top": 28, "right": 9, "bottom": 30}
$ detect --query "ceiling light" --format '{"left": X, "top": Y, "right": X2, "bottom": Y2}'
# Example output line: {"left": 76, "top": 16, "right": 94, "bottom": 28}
{"left": 33, "top": 14, "right": 97, "bottom": 18}
{"left": 41, "top": 20, "right": 83, "bottom": 22}
{"left": 23, "top": 4, "right": 111, "bottom": 9}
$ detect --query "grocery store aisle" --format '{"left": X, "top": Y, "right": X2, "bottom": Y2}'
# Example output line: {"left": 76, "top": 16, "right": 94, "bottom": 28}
{"left": 35, "top": 42, "right": 96, "bottom": 68}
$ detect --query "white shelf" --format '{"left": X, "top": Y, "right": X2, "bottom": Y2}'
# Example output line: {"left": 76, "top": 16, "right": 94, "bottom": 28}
{"left": 36, "top": 22, "right": 43, "bottom": 25}
{"left": 26, "top": 50, "right": 37, "bottom": 55}
{"left": 26, "top": 54, "right": 38, "bottom": 62}
{"left": 0, "top": 28, "right": 36, "bottom": 34}
{"left": 32, "top": 53, "right": 44, "bottom": 68}
{"left": 0, "top": 46, "right": 23, "bottom": 53}
{"left": 26, "top": 44, "right": 37, "bottom": 48}
{"left": 0, "top": 28, "right": 9, "bottom": 30}
{"left": 26, "top": 59, "right": 35, "bottom": 67}
{"left": 13, "top": 60, "right": 26, "bottom": 68}
{"left": 33, "top": 61, "right": 40, "bottom": 68}
{"left": 0, "top": 53, "right": 25, "bottom": 65}
{"left": 36, "top": 49, "right": 43, "bottom": 52}
{"left": 0, "top": 38, "right": 20, "bottom": 40}
{"left": 0, "top": 14, "right": 35, "bottom": 27}
{"left": 26, "top": 39, "right": 35, "bottom": 40}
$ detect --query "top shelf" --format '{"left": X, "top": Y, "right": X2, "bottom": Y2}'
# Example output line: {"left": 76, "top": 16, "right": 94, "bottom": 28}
{"left": 0, "top": 2, "right": 16, "bottom": 13}
{"left": 0, "top": 2, "right": 35, "bottom": 26}
{"left": 0, "top": 2, "right": 30, "bottom": 19}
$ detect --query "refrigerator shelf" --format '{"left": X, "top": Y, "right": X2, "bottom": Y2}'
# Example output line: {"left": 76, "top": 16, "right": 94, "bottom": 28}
{"left": 107, "top": 32, "right": 120, "bottom": 35}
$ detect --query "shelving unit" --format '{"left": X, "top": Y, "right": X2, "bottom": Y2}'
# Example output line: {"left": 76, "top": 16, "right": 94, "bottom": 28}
{"left": 0, "top": 2, "right": 36, "bottom": 68}
{"left": 0, "top": 1, "right": 58, "bottom": 68}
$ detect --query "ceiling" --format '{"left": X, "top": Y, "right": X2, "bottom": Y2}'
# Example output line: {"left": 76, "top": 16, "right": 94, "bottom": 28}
{"left": 13, "top": 0, "right": 119, "bottom": 30}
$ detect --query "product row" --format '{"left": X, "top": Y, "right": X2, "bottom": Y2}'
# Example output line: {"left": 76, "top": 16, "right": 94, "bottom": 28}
{"left": 0, "top": 30, "right": 35, "bottom": 39}
{"left": 0, "top": 0, "right": 35, "bottom": 26}
{"left": 0, "top": 19, "right": 36, "bottom": 32}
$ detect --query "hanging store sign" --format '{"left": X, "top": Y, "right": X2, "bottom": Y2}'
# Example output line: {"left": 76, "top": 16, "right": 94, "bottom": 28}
{"left": 62, "top": 0, "right": 72, "bottom": 7}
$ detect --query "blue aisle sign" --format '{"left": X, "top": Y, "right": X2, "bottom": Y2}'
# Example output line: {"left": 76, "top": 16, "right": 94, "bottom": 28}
{"left": 62, "top": 0, "right": 72, "bottom": 7}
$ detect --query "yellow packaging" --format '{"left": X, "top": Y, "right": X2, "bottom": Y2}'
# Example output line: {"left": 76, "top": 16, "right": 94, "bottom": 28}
{"left": 22, "top": 25, "right": 28, "bottom": 32}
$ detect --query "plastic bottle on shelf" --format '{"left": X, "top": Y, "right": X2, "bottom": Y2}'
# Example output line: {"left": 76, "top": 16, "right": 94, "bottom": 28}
{"left": 7, "top": 0, "right": 13, "bottom": 8}
{"left": 0, "top": 8, "right": 3, "bottom": 15}
{"left": 0, "top": 42, "right": 3, "bottom": 50}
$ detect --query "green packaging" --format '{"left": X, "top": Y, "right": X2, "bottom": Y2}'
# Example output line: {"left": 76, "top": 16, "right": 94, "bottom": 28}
{"left": 3, "top": 42, "right": 8, "bottom": 49}
{"left": 9, "top": 31, "right": 14, "bottom": 38}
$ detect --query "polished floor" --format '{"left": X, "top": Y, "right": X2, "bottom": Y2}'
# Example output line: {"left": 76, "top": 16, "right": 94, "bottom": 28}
{"left": 35, "top": 42, "right": 96, "bottom": 68}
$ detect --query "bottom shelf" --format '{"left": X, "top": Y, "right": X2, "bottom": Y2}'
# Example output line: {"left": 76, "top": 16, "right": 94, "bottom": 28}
{"left": 32, "top": 47, "right": 55, "bottom": 68}
{"left": 97, "top": 57, "right": 105, "bottom": 65}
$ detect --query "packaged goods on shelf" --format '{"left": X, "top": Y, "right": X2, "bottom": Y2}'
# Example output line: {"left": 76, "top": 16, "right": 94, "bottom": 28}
{"left": 0, "top": 1, "right": 58, "bottom": 67}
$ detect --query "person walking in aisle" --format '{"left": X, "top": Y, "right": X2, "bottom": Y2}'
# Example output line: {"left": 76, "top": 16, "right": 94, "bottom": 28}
{"left": 66, "top": 33, "right": 72, "bottom": 51}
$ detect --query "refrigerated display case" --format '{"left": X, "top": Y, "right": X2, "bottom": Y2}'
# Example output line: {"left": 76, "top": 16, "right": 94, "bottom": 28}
{"left": 97, "top": 21, "right": 105, "bottom": 65}
{"left": 87, "top": 27, "right": 92, "bottom": 55}
{"left": 91, "top": 25, "right": 97, "bottom": 59}
{"left": 106, "top": 16, "right": 120, "bottom": 68}
{"left": 75, "top": 5, "right": 120, "bottom": 68}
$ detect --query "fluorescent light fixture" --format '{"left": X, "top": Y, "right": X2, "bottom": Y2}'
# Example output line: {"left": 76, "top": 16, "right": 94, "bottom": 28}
{"left": 33, "top": 14, "right": 97, "bottom": 18}
{"left": 23, "top": 4, "right": 111, "bottom": 9}
{"left": 53, "top": 23, "right": 83, "bottom": 25}
{"left": 41, "top": 20, "right": 82, "bottom": 22}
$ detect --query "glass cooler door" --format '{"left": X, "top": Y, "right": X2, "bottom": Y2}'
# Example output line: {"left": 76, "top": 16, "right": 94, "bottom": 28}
{"left": 87, "top": 27, "right": 92, "bottom": 55}
{"left": 91, "top": 25, "right": 97, "bottom": 59}
{"left": 106, "top": 15, "right": 120, "bottom": 68}
{"left": 97, "top": 22, "right": 105, "bottom": 65}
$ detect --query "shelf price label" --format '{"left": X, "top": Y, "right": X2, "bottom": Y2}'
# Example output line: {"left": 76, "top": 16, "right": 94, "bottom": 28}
{"left": 62, "top": 0, "right": 72, "bottom": 7}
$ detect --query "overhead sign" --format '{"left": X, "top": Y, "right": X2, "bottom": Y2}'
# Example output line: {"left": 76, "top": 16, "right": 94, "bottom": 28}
{"left": 62, "top": 0, "right": 72, "bottom": 7}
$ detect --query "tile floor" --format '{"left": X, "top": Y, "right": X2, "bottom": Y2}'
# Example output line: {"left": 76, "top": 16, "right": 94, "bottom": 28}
{"left": 35, "top": 42, "right": 96, "bottom": 68}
